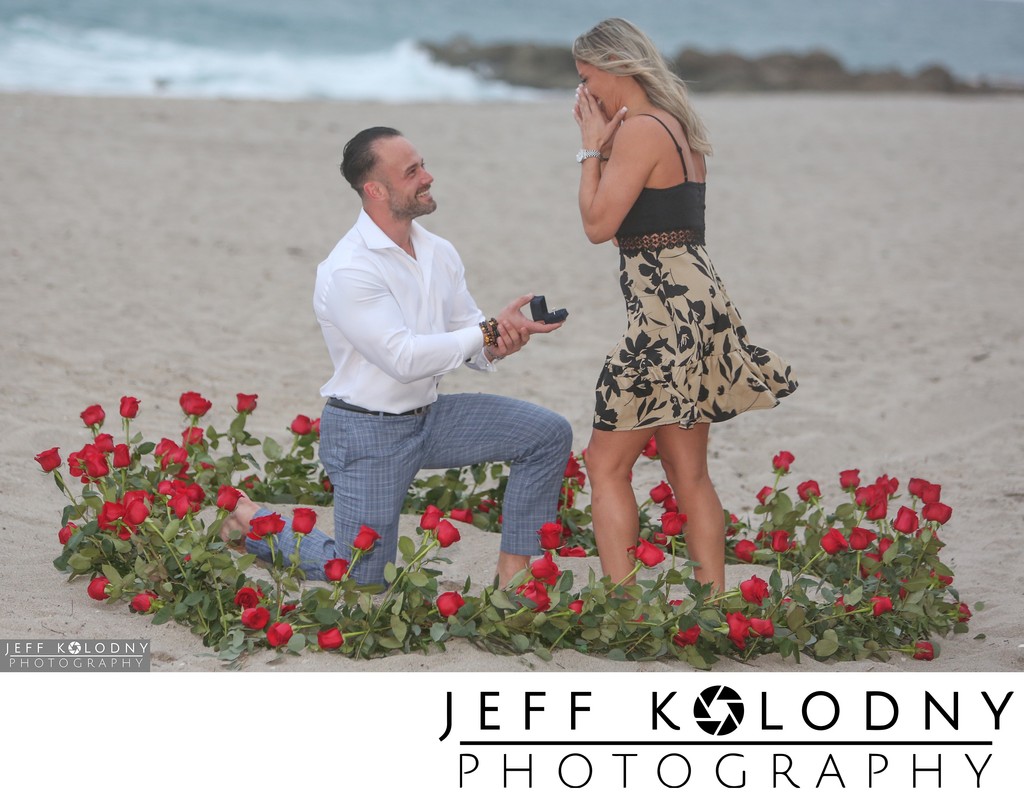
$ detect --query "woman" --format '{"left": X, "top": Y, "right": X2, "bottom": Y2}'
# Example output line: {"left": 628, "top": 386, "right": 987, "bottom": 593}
{"left": 572, "top": 18, "right": 797, "bottom": 590}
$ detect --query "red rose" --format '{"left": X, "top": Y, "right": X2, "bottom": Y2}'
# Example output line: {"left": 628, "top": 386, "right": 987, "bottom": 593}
{"left": 436, "top": 519, "right": 461, "bottom": 548}
{"left": 871, "top": 596, "right": 894, "bottom": 616}
{"left": 317, "top": 628, "right": 344, "bottom": 650}
{"left": 93, "top": 433, "right": 115, "bottom": 454}
{"left": 641, "top": 436, "right": 658, "bottom": 459}
{"left": 80, "top": 404, "right": 105, "bottom": 428}
{"left": 290, "top": 414, "right": 313, "bottom": 435}
{"left": 875, "top": 474, "right": 899, "bottom": 496}
{"left": 957, "top": 602, "right": 972, "bottom": 623}
{"left": 660, "top": 511, "right": 686, "bottom": 536}
{"left": 913, "top": 642, "right": 934, "bottom": 661}
{"left": 558, "top": 545, "right": 587, "bottom": 558}
{"left": 352, "top": 525, "right": 380, "bottom": 551}
{"left": 726, "top": 612, "right": 752, "bottom": 649}
{"left": 97, "top": 501, "right": 125, "bottom": 532}
{"left": 420, "top": 505, "right": 442, "bottom": 530}
{"left": 922, "top": 502, "right": 953, "bottom": 524}
{"left": 740, "top": 575, "right": 770, "bottom": 606}
{"left": 248, "top": 512, "right": 286, "bottom": 540}
{"left": 633, "top": 539, "right": 665, "bottom": 567}
{"left": 530, "top": 551, "right": 561, "bottom": 585}
{"left": 564, "top": 453, "right": 583, "bottom": 479}
{"left": 437, "top": 591, "right": 465, "bottom": 618}
{"left": 179, "top": 391, "right": 212, "bottom": 418}
{"left": 893, "top": 506, "right": 919, "bottom": 535}
{"left": 907, "top": 478, "right": 931, "bottom": 499}
{"left": 324, "top": 558, "right": 349, "bottom": 582}
{"left": 538, "top": 522, "right": 564, "bottom": 550}
{"left": 123, "top": 497, "right": 150, "bottom": 526}
{"left": 449, "top": 507, "right": 474, "bottom": 524}
{"left": 569, "top": 600, "right": 585, "bottom": 614}
{"left": 931, "top": 570, "right": 953, "bottom": 587}
{"left": 266, "top": 622, "right": 294, "bottom": 647}
{"left": 734, "top": 540, "right": 756, "bottom": 563}
{"left": 772, "top": 450, "right": 795, "bottom": 473}
{"left": 216, "top": 484, "right": 242, "bottom": 511}
{"left": 292, "top": 508, "right": 317, "bottom": 535}
{"left": 181, "top": 426, "right": 204, "bottom": 447}
{"left": 233, "top": 587, "right": 262, "bottom": 609}
{"left": 921, "top": 483, "right": 942, "bottom": 504}
{"left": 820, "top": 528, "right": 849, "bottom": 555}
{"left": 750, "top": 618, "right": 775, "bottom": 638}
{"left": 839, "top": 469, "right": 861, "bottom": 489}
{"left": 34, "top": 447, "right": 61, "bottom": 472}
{"left": 119, "top": 396, "right": 140, "bottom": 419}
{"left": 673, "top": 624, "right": 701, "bottom": 647}
{"left": 650, "top": 481, "right": 673, "bottom": 505}
{"left": 848, "top": 527, "right": 877, "bottom": 550}
{"left": 241, "top": 606, "right": 270, "bottom": 629}
{"left": 797, "top": 480, "right": 821, "bottom": 501}
{"left": 516, "top": 580, "right": 551, "bottom": 612}
{"left": 58, "top": 522, "right": 77, "bottom": 545}
{"left": 87, "top": 576, "right": 110, "bottom": 601}
{"left": 756, "top": 486, "right": 773, "bottom": 505}
{"left": 111, "top": 443, "right": 130, "bottom": 469}
{"left": 770, "top": 530, "right": 792, "bottom": 553}
{"left": 131, "top": 592, "right": 157, "bottom": 613}
{"left": 236, "top": 393, "right": 258, "bottom": 413}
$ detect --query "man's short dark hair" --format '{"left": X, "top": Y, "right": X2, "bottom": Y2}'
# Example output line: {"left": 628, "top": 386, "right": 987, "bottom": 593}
{"left": 340, "top": 126, "right": 403, "bottom": 195}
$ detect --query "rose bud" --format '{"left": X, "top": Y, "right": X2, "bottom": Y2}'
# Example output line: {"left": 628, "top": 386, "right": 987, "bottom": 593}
{"left": 123, "top": 497, "right": 150, "bottom": 526}
{"left": 516, "top": 580, "right": 551, "bottom": 612}
{"left": 797, "top": 480, "right": 821, "bottom": 502}
{"left": 770, "top": 530, "right": 792, "bottom": 553}
{"left": 352, "top": 525, "right": 380, "bottom": 551}
{"left": 734, "top": 540, "right": 757, "bottom": 563}
{"left": 907, "top": 478, "right": 931, "bottom": 499}
{"left": 292, "top": 508, "right": 317, "bottom": 535}
{"left": 420, "top": 505, "right": 442, "bottom": 530}
{"left": 248, "top": 512, "right": 286, "bottom": 540}
{"left": 266, "top": 622, "right": 294, "bottom": 647}
{"left": 957, "top": 602, "right": 972, "bottom": 623}
{"left": 660, "top": 511, "right": 685, "bottom": 536}
{"left": 568, "top": 600, "right": 585, "bottom": 614}
{"left": 34, "top": 447, "right": 61, "bottom": 472}
{"left": 558, "top": 545, "right": 587, "bottom": 557}
{"left": 772, "top": 450, "right": 795, "bottom": 474}
{"left": 848, "top": 527, "right": 877, "bottom": 550}
{"left": 631, "top": 538, "right": 664, "bottom": 567}
{"left": 756, "top": 486, "right": 773, "bottom": 505}
{"left": 740, "top": 575, "right": 770, "bottom": 606}
{"left": 820, "top": 528, "right": 849, "bottom": 555}
{"left": 838, "top": 469, "right": 861, "bottom": 489}
{"left": 920, "top": 483, "right": 942, "bottom": 504}
{"left": 750, "top": 618, "right": 775, "bottom": 638}
{"left": 726, "top": 612, "right": 751, "bottom": 650}
{"left": 876, "top": 474, "right": 899, "bottom": 496}
{"left": 449, "top": 507, "right": 473, "bottom": 524}
{"left": 131, "top": 592, "right": 157, "bottom": 613}
{"left": 922, "top": 502, "right": 953, "bottom": 524}
{"left": 530, "top": 551, "right": 561, "bottom": 585}
{"left": 892, "top": 506, "right": 919, "bottom": 535}
{"left": 181, "top": 426, "right": 204, "bottom": 447}
{"left": 216, "top": 484, "right": 242, "bottom": 512}
{"left": 538, "top": 522, "right": 564, "bottom": 550}
{"left": 233, "top": 587, "right": 261, "bottom": 609}
{"left": 119, "top": 396, "right": 140, "bottom": 419}
{"left": 241, "top": 606, "right": 270, "bottom": 630}
{"left": 58, "top": 522, "right": 78, "bottom": 545}
{"left": 871, "top": 596, "right": 894, "bottom": 616}
{"left": 436, "top": 519, "right": 461, "bottom": 548}
{"left": 564, "top": 453, "right": 582, "bottom": 479}
{"left": 110, "top": 443, "right": 130, "bottom": 469}
{"left": 289, "top": 414, "right": 313, "bottom": 435}
{"left": 80, "top": 404, "right": 106, "bottom": 428}
{"left": 913, "top": 642, "right": 935, "bottom": 661}
{"left": 436, "top": 591, "right": 465, "bottom": 618}
{"left": 235, "top": 393, "right": 258, "bottom": 414}
{"left": 641, "top": 436, "right": 658, "bottom": 459}
{"left": 317, "top": 628, "right": 344, "bottom": 650}
{"left": 92, "top": 433, "right": 115, "bottom": 454}
{"left": 87, "top": 576, "right": 111, "bottom": 601}
{"left": 179, "top": 391, "right": 212, "bottom": 418}
{"left": 324, "top": 558, "right": 349, "bottom": 582}
{"left": 673, "top": 625, "right": 701, "bottom": 647}
{"left": 649, "top": 481, "right": 673, "bottom": 505}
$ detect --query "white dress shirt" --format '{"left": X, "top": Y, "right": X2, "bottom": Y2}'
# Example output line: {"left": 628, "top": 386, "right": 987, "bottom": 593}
{"left": 314, "top": 209, "right": 492, "bottom": 413}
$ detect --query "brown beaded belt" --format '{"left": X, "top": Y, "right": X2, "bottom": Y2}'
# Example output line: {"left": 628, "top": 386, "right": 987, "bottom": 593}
{"left": 617, "top": 227, "right": 705, "bottom": 254}
{"left": 327, "top": 397, "right": 430, "bottom": 417}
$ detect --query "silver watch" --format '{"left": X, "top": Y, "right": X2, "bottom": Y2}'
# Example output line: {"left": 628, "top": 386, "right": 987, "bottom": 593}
{"left": 576, "top": 149, "right": 603, "bottom": 163}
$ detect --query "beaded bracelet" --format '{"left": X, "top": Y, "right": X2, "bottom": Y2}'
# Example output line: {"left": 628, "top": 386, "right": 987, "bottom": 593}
{"left": 479, "top": 318, "right": 499, "bottom": 348}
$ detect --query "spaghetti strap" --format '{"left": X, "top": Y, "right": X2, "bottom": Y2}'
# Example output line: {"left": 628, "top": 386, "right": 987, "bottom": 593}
{"left": 638, "top": 112, "right": 688, "bottom": 181}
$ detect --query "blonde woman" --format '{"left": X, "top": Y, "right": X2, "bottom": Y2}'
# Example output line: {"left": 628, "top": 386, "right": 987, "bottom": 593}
{"left": 572, "top": 18, "right": 797, "bottom": 590}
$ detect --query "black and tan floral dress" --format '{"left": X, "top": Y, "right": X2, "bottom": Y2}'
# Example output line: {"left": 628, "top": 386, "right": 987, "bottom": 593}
{"left": 594, "top": 115, "right": 797, "bottom": 431}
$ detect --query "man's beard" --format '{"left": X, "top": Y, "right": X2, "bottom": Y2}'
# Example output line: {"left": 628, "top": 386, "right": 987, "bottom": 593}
{"left": 387, "top": 184, "right": 437, "bottom": 220}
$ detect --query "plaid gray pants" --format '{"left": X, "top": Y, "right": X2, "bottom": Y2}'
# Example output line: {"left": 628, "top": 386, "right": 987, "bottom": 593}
{"left": 246, "top": 392, "right": 573, "bottom": 585}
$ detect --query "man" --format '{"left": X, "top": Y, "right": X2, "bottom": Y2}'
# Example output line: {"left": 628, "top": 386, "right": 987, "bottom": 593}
{"left": 241, "top": 127, "right": 573, "bottom": 587}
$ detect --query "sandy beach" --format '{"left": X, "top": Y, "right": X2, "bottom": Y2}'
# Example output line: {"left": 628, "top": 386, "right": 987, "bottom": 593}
{"left": 2, "top": 90, "right": 1022, "bottom": 674}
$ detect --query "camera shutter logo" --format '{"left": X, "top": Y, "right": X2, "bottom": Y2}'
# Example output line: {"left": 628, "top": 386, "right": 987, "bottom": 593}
{"left": 67, "top": 641, "right": 82, "bottom": 654}
{"left": 693, "top": 685, "right": 745, "bottom": 736}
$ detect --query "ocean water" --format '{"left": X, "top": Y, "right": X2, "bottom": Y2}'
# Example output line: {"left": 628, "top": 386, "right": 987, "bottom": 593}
{"left": 1, "top": 0, "right": 1022, "bottom": 101}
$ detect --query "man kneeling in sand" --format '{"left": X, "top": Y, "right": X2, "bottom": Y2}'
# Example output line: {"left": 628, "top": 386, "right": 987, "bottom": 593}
{"left": 222, "top": 127, "right": 572, "bottom": 589}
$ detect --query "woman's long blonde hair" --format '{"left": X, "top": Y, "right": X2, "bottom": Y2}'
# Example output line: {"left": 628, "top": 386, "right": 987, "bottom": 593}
{"left": 573, "top": 17, "right": 712, "bottom": 156}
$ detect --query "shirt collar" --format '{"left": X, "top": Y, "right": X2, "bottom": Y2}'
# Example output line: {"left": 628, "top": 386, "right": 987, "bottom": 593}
{"left": 355, "top": 209, "right": 427, "bottom": 253}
